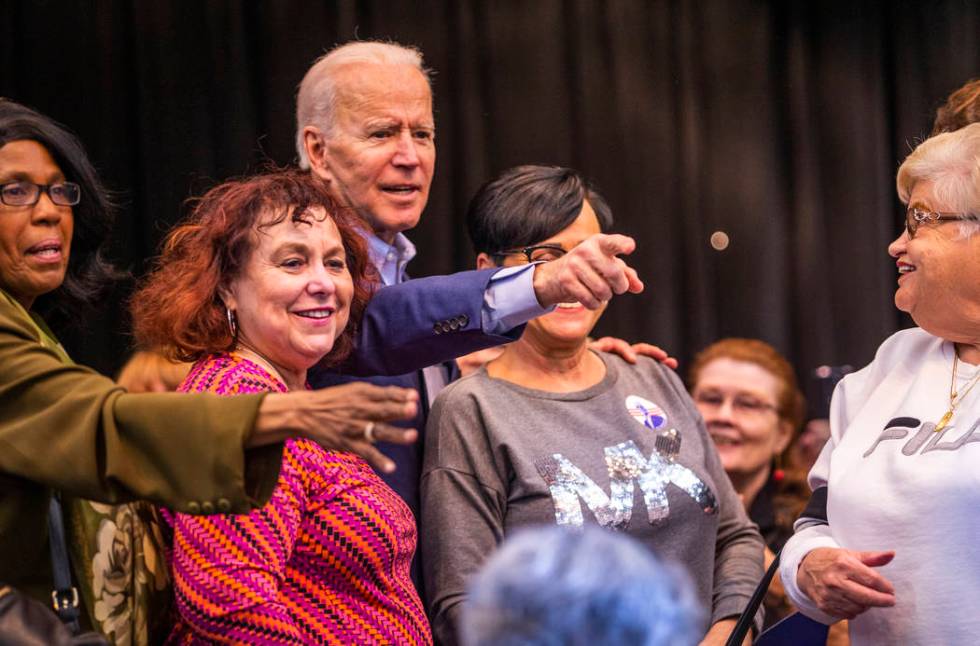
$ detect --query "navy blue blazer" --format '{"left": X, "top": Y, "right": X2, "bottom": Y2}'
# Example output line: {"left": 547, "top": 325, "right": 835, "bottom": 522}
{"left": 308, "top": 268, "right": 524, "bottom": 514}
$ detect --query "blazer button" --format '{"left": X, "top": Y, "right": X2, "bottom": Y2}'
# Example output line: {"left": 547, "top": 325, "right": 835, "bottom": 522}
{"left": 449, "top": 319, "right": 460, "bottom": 331}
{"left": 458, "top": 314, "right": 469, "bottom": 327}
{"left": 433, "top": 322, "right": 443, "bottom": 334}
{"left": 442, "top": 322, "right": 453, "bottom": 333}
{"left": 201, "top": 501, "right": 215, "bottom": 514}
{"left": 217, "top": 498, "right": 232, "bottom": 512}
{"left": 187, "top": 501, "right": 201, "bottom": 514}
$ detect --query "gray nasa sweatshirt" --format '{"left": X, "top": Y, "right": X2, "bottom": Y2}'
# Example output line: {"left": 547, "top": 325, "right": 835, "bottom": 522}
{"left": 421, "top": 352, "right": 764, "bottom": 644}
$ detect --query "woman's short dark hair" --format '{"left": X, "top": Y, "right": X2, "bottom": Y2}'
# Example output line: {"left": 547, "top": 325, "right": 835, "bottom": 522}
{"left": 0, "top": 99, "right": 118, "bottom": 317}
{"left": 466, "top": 165, "right": 614, "bottom": 255}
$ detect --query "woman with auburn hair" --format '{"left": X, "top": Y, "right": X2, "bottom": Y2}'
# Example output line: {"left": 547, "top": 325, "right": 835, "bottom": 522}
{"left": 0, "top": 99, "right": 418, "bottom": 643}
{"left": 131, "top": 169, "right": 431, "bottom": 644}
{"left": 688, "top": 338, "right": 807, "bottom": 551}
{"left": 688, "top": 338, "right": 814, "bottom": 631}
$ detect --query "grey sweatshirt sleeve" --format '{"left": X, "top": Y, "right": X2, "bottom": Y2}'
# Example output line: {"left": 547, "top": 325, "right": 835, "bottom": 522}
{"left": 706, "top": 426, "right": 766, "bottom": 631}
{"left": 663, "top": 367, "right": 766, "bottom": 632}
{"left": 421, "top": 384, "right": 507, "bottom": 646}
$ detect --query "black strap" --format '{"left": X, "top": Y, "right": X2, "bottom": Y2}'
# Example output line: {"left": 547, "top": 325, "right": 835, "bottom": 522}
{"left": 725, "top": 548, "right": 781, "bottom": 646}
{"left": 48, "top": 492, "right": 82, "bottom": 634}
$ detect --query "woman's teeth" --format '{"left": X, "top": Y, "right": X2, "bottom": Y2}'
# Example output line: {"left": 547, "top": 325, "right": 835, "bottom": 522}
{"left": 898, "top": 265, "right": 916, "bottom": 273}
{"left": 296, "top": 310, "right": 332, "bottom": 319}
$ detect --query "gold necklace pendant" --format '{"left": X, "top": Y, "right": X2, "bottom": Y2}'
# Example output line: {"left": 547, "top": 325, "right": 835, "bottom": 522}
{"left": 937, "top": 351, "right": 980, "bottom": 432}
{"left": 935, "top": 409, "right": 954, "bottom": 433}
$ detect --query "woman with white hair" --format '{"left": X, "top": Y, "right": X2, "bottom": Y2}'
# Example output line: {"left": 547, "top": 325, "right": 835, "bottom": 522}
{"left": 780, "top": 122, "right": 980, "bottom": 644}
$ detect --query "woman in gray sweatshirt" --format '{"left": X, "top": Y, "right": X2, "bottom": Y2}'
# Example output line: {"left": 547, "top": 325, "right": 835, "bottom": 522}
{"left": 421, "top": 165, "right": 765, "bottom": 646}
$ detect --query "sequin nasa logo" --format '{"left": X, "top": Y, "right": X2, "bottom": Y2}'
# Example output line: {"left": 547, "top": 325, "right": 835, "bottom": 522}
{"left": 533, "top": 395, "right": 717, "bottom": 529}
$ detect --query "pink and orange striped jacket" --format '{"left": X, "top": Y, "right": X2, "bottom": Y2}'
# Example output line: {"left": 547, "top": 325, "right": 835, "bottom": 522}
{"left": 164, "top": 353, "right": 431, "bottom": 645}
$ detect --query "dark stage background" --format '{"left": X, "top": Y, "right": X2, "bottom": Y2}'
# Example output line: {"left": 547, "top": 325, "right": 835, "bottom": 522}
{"left": 2, "top": 0, "right": 978, "bottom": 384}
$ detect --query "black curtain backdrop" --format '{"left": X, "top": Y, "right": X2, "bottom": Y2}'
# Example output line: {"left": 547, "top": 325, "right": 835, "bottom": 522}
{"left": 2, "top": 0, "right": 978, "bottom": 383}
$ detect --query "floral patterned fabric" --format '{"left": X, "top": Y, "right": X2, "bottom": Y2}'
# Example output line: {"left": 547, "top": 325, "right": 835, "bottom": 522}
{"left": 6, "top": 288, "right": 173, "bottom": 646}
{"left": 66, "top": 498, "right": 172, "bottom": 645}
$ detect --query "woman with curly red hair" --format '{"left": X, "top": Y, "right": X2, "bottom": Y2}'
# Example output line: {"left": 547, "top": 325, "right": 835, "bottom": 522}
{"left": 131, "top": 169, "right": 431, "bottom": 644}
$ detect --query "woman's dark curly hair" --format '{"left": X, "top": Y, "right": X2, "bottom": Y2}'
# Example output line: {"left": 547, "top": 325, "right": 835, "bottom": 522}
{"left": 131, "top": 168, "right": 376, "bottom": 368}
{"left": 0, "top": 98, "right": 119, "bottom": 317}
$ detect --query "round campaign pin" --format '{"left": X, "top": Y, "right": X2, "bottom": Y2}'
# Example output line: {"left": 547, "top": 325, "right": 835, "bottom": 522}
{"left": 625, "top": 395, "right": 667, "bottom": 430}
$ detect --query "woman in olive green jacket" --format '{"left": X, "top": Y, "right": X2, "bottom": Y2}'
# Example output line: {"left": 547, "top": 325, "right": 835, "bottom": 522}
{"left": 0, "top": 99, "right": 420, "bottom": 622}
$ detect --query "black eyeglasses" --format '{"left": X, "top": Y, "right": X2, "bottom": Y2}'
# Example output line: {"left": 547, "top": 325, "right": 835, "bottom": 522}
{"left": 0, "top": 181, "right": 81, "bottom": 207}
{"left": 491, "top": 243, "right": 567, "bottom": 264}
{"left": 905, "top": 207, "right": 977, "bottom": 239}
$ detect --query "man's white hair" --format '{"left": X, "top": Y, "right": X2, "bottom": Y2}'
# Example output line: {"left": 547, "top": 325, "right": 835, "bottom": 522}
{"left": 897, "top": 122, "right": 980, "bottom": 238}
{"left": 295, "top": 40, "right": 431, "bottom": 169}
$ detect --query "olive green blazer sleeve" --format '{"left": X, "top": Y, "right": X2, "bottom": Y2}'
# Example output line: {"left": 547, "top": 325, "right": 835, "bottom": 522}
{"left": 0, "top": 297, "right": 282, "bottom": 514}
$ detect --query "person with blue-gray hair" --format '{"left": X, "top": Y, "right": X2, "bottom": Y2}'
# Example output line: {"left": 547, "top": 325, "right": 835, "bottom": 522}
{"left": 461, "top": 525, "right": 703, "bottom": 646}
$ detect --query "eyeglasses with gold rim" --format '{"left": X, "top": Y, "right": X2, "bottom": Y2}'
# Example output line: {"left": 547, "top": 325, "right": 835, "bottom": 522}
{"left": 904, "top": 207, "right": 978, "bottom": 239}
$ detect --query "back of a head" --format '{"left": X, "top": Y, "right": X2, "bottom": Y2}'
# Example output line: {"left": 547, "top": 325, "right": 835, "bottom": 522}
{"left": 931, "top": 78, "right": 980, "bottom": 136}
{"left": 461, "top": 525, "right": 702, "bottom": 646}
{"left": 295, "top": 40, "right": 429, "bottom": 168}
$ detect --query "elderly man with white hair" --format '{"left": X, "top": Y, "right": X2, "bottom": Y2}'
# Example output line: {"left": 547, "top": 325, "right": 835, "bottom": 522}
{"left": 297, "top": 41, "right": 660, "bottom": 521}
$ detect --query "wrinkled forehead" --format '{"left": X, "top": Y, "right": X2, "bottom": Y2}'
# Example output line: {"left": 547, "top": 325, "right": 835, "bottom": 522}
{"left": 333, "top": 63, "right": 433, "bottom": 122}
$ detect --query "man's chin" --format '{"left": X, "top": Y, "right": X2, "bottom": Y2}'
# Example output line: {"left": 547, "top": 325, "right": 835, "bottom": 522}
{"left": 369, "top": 209, "right": 424, "bottom": 239}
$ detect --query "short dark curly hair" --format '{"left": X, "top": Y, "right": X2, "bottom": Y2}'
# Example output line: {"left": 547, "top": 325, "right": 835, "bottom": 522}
{"left": 0, "top": 98, "right": 119, "bottom": 318}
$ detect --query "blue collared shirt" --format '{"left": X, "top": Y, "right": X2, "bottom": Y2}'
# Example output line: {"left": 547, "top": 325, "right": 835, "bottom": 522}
{"left": 366, "top": 232, "right": 550, "bottom": 335}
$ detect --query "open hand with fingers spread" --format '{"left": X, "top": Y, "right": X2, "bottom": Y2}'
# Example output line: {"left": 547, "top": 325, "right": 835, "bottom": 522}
{"left": 797, "top": 547, "right": 896, "bottom": 620}
{"left": 532, "top": 233, "right": 643, "bottom": 309}
{"left": 258, "top": 382, "right": 419, "bottom": 473}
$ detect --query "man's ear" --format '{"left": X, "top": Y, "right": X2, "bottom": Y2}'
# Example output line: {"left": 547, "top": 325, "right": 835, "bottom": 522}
{"left": 303, "top": 126, "right": 332, "bottom": 183}
{"left": 476, "top": 252, "right": 498, "bottom": 270}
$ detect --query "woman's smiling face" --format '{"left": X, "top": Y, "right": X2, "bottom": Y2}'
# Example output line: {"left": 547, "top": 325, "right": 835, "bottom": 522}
{"left": 888, "top": 179, "right": 980, "bottom": 340}
{"left": 692, "top": 358, "right": 790, "bottom": 480}
{"left": 222, "top": 206, "right": 353, "bottom": 378}
{"left": 500, "top": 201, "right": 607, "bottom": 348}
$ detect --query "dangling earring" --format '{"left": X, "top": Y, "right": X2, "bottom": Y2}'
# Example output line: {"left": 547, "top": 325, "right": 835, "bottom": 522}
{"left": 226, "top": 307, "right": 238, "bottom": 339}
{"left": 772, "top": 453, "right": 785, "bottom": 483}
